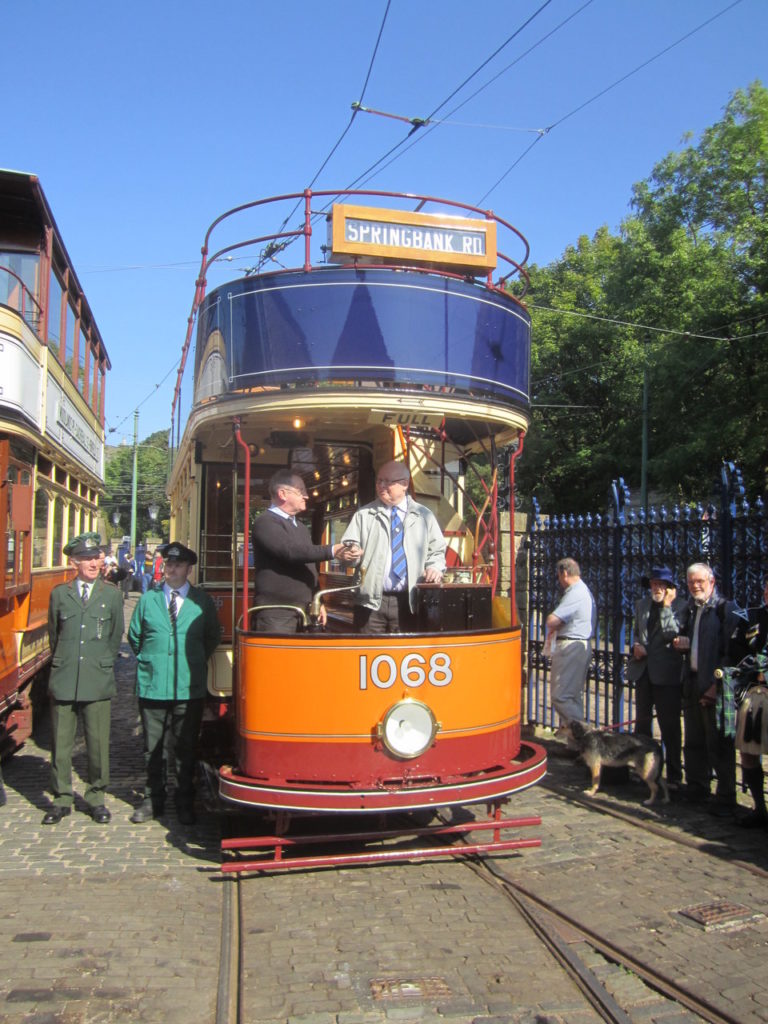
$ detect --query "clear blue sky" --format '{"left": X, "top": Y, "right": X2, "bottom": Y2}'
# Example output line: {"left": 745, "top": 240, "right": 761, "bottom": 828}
{"left": 3, "top": 0, "right": 765, "bottom": 443}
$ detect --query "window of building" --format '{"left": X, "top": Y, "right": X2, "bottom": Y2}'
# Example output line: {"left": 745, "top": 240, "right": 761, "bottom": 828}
{"left": 78, "top": 324, "right": 88, "bottom": 397}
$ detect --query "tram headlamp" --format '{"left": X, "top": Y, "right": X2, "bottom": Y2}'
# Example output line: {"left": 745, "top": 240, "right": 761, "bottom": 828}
{"left": 378, "top": 699, "right": 438, "bottom": 759}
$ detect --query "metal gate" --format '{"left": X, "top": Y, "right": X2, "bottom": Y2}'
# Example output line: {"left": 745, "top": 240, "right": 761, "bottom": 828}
{"left": 525, "top": 463, "right": 768, "bottom": 728}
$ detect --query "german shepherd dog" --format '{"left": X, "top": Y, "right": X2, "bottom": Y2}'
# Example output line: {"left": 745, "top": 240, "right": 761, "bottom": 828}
{"left": 564, "top": 720, "right": 670, "bottom": 806}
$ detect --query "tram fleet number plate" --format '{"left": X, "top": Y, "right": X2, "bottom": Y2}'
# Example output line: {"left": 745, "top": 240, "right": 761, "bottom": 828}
{"left": 358, "top": 653, "right": 453, "bottom": 690}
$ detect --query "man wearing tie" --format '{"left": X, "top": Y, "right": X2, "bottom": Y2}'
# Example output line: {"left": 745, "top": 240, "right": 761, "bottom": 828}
{"left": 342, "top": 460, "right": 446, "bottom": 633}
{"left": 127, "top": 542, "right": 221, "bottom": 825}
{"left": 251, "top": 469, "right": 359, "bottom": 633}
{"left": 43, "top": 533, "right": 124, "bottom": 825}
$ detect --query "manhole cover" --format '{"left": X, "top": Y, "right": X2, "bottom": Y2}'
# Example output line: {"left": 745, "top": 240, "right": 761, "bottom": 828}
{"left": 677, "top": 899, "right": 764, "bottom": 930}
{"left": 371, "top": 977, "right": 453, "bottom": 1001}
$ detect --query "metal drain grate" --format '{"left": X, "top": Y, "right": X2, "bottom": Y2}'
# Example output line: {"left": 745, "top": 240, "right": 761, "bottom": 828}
{"left": 677, "top": 899, "right": 764, "bottom": 930}
{"left": 370, "top": 977, "right": 453, "bottom": 1001}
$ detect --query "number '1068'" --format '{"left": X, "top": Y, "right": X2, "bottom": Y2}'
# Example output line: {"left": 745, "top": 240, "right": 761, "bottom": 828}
{"left": 358, "top": 652, "right": 453, "bottom": 690}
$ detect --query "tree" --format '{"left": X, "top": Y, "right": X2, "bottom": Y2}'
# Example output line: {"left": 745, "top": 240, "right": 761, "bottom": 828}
{"left": 103, "top": 429, "right": 170, "bottom": 543}
{"left": 515, "top": 82, "right": 768, "bottom": 511}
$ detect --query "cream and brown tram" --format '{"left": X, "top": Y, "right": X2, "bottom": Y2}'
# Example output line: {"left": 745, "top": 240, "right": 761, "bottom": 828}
{"left": 168, "top": 190, "right": 545, "bottom": 869}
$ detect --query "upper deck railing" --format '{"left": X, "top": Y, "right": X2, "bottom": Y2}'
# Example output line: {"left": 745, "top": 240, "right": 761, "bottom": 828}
{"left": 0, "top": 265, "right": 42, "bottom": 334}
{"left": 171, "top": 189, "right": 531, "bottom": 435}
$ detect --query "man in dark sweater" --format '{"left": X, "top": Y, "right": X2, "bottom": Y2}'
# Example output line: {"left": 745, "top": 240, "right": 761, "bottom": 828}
{"left": 251, "top": 470, "right": 360, "bottom": 632}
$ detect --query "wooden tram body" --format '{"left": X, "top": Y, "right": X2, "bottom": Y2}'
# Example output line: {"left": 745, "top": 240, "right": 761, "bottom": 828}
{"left": 0, "top": 171, "right": 110, "bottom": 753}
{"left": 168, "top": 191, "right": 546, "bottom": 868}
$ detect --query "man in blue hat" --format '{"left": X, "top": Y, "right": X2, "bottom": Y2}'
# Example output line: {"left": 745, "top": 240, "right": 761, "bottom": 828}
{"left": 42, "top": 533, "right": 124, "bottom": 825}
{"left": 629, "top": 566, "right": 688, "bottom": 790}
{"left": 127, "top": 541, "right": 221, "bottom": 825}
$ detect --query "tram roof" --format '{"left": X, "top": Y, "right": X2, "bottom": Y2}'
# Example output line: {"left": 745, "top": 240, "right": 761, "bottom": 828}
{"left": 0, "top": 168, "right": 111, "bottom": 369}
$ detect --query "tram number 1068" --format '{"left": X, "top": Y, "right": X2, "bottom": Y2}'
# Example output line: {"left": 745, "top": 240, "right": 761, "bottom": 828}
{"left": 358, "top": 652, "right": 453, "bottom": 690}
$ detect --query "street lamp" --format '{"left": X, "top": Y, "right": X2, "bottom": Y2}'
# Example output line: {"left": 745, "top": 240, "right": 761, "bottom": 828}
{"left": 111, "top": 511, "right": 120, "bottom": 528}
{"left": 148, "top": 503, "right": 159, "bottom": 524}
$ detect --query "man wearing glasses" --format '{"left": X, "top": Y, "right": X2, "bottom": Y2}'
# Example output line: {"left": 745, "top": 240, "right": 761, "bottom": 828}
{"left": 251, "top": 469, "right": 359, "bottom": 633}
{"left": 341, "top": 460, "right": 446, "bottom": 633}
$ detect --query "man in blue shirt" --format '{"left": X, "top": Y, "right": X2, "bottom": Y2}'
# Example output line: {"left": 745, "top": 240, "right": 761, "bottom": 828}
{"left": 545, "top": 557, "right": 596, "bottom": 724}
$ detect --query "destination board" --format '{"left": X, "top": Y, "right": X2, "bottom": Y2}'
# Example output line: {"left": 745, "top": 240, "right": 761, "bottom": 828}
{"left": 329, "top": 203, "right": 497, "bottom": 273}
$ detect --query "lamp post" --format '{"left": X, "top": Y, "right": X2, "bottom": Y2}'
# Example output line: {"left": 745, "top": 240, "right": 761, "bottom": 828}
{"left": 148, "top": 503, "right": 159, "bottom": 530}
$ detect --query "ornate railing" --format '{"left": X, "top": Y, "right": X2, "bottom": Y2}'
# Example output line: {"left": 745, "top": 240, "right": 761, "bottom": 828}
{"left": 525, "top": 462, "right": 768, "bottom": 728}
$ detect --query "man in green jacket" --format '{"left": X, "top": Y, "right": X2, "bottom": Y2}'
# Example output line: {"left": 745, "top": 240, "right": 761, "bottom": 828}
{"left": 43, "top": 533, "right": 124, "bottom": 825}
{"left": 127, "top": 542, "right": 221, "bottom": 825}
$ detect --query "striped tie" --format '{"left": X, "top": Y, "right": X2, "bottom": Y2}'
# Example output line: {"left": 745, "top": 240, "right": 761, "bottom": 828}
{"left": 81, "top": 584, "right": 89, "bottom": 606}
{"left": 390, "top": 507, "right": 407, "bottom": 588}
{"left": 169, "top": 590, "right": 179, "bottom": 626}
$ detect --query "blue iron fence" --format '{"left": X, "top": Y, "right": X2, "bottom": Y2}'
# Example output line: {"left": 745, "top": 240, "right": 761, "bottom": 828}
{"left": 525, "top": 463, "right": 768, "bottom": 728}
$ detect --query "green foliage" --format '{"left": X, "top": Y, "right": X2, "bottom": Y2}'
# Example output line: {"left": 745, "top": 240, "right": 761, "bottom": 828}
{"left": 516, "top": 82, "right": 768, "bottom": 512}
{"left": 104, "top": 428, "right": 170, "bottom": 543}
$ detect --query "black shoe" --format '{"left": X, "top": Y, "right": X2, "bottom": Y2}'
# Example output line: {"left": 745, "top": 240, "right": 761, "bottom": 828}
{"left": 176, "top": 805, "right": 197, "bottom": 826}
{"left": 42, "top": 806, "right": 71, "bottom": 825}
{"left": 707, "top": 801, "right": 736, "bottom": 819}
{"left": 130, "top": 798, "right": 164, "bottom": 823}
{"left": 90, "top": 805, "right": 111, "bottom": 824}
{"left": 738, "top": 809, "right": 768, "bottom": 829}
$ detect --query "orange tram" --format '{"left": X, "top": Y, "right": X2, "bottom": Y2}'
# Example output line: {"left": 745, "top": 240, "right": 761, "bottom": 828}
{"left": 167, "top": 190, "right": 546, "bottom": 870}
{"left": 0, "top": 171, "right": 110, "bottom": 756}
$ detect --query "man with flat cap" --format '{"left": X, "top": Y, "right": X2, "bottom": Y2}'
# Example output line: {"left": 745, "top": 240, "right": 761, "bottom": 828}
{"left": 128, "top": 541, "right": 221, "bottom": 825}
{"left": 43, "top": 532, "right": 124, "bottom": 825}
{"left": 629, "top": 566, "right": 688, "bottom": 790}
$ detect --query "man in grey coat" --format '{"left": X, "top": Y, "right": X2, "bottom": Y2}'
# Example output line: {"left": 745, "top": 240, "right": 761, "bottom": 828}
{"left": 43, "top": 533, "right": 124, "bottom": 825}
{"left": 341, "top": 460, "right": 446, "bottom": 633}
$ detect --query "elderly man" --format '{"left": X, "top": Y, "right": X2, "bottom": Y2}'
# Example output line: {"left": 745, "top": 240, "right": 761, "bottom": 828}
{"left": 675, "top": 562, "right": 744, "bottom": 814}
{"left": 629, "top": 566, "right": 688, "bottom": 789}
{"left": 128, "top": 542, "right": 221, "bottom": 825}
{"left": 545, "top": 557, "right": 596, "bottom": 724}
{"left": 43, "top": 533, "right": 124, "bottom": 825}
{"left": 341, "top": 460, "right": 446, "bottom": 633}
{"left": 251, "top": 469, "right": 360, "bottom": 633}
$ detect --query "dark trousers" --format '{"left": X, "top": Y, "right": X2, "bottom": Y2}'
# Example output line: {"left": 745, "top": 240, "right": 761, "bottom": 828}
{"left": 683, "top": 677, "right": 736, "bottom": 802}
{"left": 635, "top": 679, "right": 683, "bottom": 785}
{"left": 255, "top": 607, "right": 305, "bottom": 633}
{"left": 354, "top": 592, "right": 417, "bottom": 634}
{"left": 50, "top": 698, "right": 111, "bottom": 808}
{"left": 138, "top": 698, "right": 204, "bottom": 807}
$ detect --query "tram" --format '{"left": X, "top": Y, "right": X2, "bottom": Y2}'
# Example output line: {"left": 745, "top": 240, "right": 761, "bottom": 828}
{"left": 0, "top": 170, "right": 110, "bottom": 754}
{"left": 168, "top": 189, "right": 546, "bottom": 868}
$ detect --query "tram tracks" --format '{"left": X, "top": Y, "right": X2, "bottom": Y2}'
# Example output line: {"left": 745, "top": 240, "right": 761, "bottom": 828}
{"left": 215, "top": 791, "right": 766, "bottom": 1024}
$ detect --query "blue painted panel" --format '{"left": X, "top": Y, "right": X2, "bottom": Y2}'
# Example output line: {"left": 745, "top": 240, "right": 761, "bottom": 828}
{"left": 194, "top": 267, "right": 530, "bottom": 410}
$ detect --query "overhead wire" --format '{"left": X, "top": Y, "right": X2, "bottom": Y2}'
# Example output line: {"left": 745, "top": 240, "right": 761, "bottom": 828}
{"left": 476, "top": 0, "right": 746, "bottom": 204}
{"left": 259, "top": 0, "right": 393, "bottom": 269}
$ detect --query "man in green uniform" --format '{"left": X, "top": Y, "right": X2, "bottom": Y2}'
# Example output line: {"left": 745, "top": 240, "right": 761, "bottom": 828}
{"left": 43, "top": 533, "right": 124, "bottom": 825}
{"left": 128, "top": 542, "right": 221, "bottom": 826}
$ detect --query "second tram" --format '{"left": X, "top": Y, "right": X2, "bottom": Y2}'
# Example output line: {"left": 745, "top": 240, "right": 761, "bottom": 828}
{"left": 168, "top": 190, "right": 546, "bottom": 868}
{"left": 0, "top": 170, "right": 110, "bottom": 755}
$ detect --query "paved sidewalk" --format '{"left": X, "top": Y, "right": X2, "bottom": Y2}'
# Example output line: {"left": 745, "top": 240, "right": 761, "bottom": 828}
{"left": 0, "top": 595, "right": 223, "bottom": 1024}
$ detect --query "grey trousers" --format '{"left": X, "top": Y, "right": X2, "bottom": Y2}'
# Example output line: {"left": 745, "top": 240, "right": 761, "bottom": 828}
{"left": 550, "top": 639, "right": 591, "bottom": 723}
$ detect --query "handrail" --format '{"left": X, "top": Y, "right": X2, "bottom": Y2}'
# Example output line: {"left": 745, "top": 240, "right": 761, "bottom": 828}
{"left": 170, "top": 188, "right": 530, "bottom": 429}
{"left": 236, "top": 604, "right": 309, "bottom": 632}
{"left": 0, "top": 266, "right": 43, "bottom": 331}
{"left": 233, "top": 418, "right": 251, "bottom": 631}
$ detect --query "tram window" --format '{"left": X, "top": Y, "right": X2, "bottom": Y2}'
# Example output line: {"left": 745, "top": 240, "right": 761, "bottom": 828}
{"left": 77, "top": 327, "right": 87, "bottom": 396}
{"left": 33, "top": 491, "right": 49, "bottom": 567}
{"left": 64, "top": 302, "right": 77, "bottom": 377}
{"left": 52, "top": 496, "right": 64, "bottom": 565}
{"left": 48, "top": 272, "right": 64, "bottom": 347}
{"left": 201, "top": 464, "right": 233, "bottom": 583}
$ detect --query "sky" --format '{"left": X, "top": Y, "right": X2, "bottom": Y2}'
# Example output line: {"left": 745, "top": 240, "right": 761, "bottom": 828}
{"left": 2, "top": 0, "right": 766, "bottom": 444}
